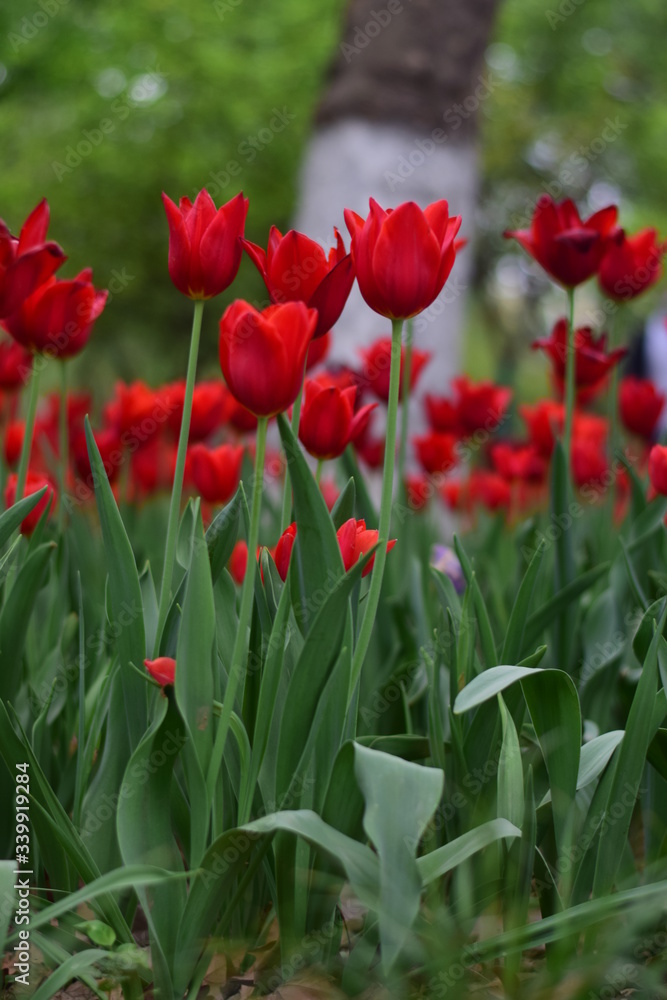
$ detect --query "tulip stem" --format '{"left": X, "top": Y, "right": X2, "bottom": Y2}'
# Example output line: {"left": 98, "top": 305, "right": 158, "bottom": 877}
{"left": 349, "top": 318, "right": 403, "bottom": 701}
{"left": 14, "top": 358, "right": 43, "bottom": 505}
{"left": 57, "top": 360, "right": 68, "bottom": 532}
{"left": 206, "top": 415, "right": 267, "bottom": 814}
{"left": 154, "top": 298, "right": 204, "bottom": 655}
{"left": 397, "top": 317, "right": 413, "bottom": 503}
{"left": 563, "top": 288, "right": 576, "bottom": 474}
{"left": 279, "top": 366, "right": 305, "bottom": 532}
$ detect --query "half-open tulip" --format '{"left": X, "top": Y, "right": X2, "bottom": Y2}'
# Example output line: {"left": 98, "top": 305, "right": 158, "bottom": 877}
{"left": 0, "top": 199, "right": 66, "bottom": 318}
{"left": 619, "top": 377, "right": 664, "bottom": 440}
{"left": 144, "top": 656, "right": 176, "bottom": 687}
{"left": 598, "top": 227, "right": 665, "bottom": 301}
{"left": 505, "top": 195, "right": 617, "bottom": 288}
{"left": 218, "top": 300, "right": 317, "bottom": 417}
{"left": 189, "top": 442, "right": 244, "bottom": 504}
{"left": 162, "top": 189, "right": 248, "bottom": 299}
{"left": 344, "top": 198, "right": 462, "bottom": 319}
{"left": 298, "top": 377, "right": 376, "bottom": 460}
{"left": 336, "top": 517, "right": 396, "bottom": 576}
{"left": 243, "top": 227, "right": 354, "bottom": 339}
{"left": 533, "top": 318, "right": 626, "bottom": 391}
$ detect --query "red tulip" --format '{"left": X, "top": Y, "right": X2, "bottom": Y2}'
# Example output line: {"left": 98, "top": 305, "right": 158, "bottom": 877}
{"left": 3, "top": 269, "right": 107, "bottom": 358}
{"left": 648, "top": 445, "right": 667, "bottom": 495}
{"left": 218, "top": 300, "right": 317, "bottom": 417}
{"left": 619, "top": 377, "right": 665, "bottom": 439}
{"left": 414, "top": 431, "right": 459, "bottom": 476}
{"left": 451, "top": 376, "right": 512, "bottom": 436}
{"left": 306, "top": 330, "right": 331, "bottom": 371}
{"left": 504, "top": 195, "right": 618, "bottom": 287}
{"left": 274, "top": 522, "right": 297, "bottom": 581}
{"left": 4, "top": 421, "right": 24, "bottom": 467}
{"left": 161, "top": 189, "right": 248, "bottom": 299}
{"left": 165, "top": 379, "right": 227, "bottom": 441}
{"left": 519, "top": 400, "right": 565, "bottom": 457}
{"left": 144, "top": 656, "right": 176, "bottom": 687}
{"left": 298, "top": 377, "right": 376, "bottom": 460}
{"left": 222, "top": 387, "right": 258, "bottom": 433}
{"left": 5, "top": 471, "right": 55, "bottom": 534}
{"left": 345, "top": 198, "right": 462, "bottom": 319}
{"left": 336, "top": 517, "right": 396, "bottom": 576}
{"left": 359, "top": 336, "right": 431, "bottom": 402}
{"left": 319, "top": 477, "right": 339, "bottom": 511}
{"left": 229, "top": 540, "right": 248, "bottom": 584}
{"left": 425, "top": 394, "right": 460, "bottom": 434}
{"left": 533, "top": 318, "right": 626, "bottom": 391}
{"left": 469, "top": 470, "right": 512, "bottom": 511}
{"left": 0, "top": 336, "right": 33, "bottom": 390}
{"left": 598, "top": 227, "right": 665, "bottom": 301}
{"left": 243, "top": 227, "right": 354, "bottom": 339}
{"left": 0, "top": 199, "right": 66, "bottom": 318}
{"left": 189, "top": 443, "right": 244, "bottom": 504}
{"left": 405, "top": 474, "right": 431, "bottom": 511}
{"left": 572, "top": 437, "right": 608, "bottom": 490}
{"left": 490, "top": 442, "right": 547, "bottom": 482}
{"left": 72, "top": 426, "right": 123, "bottom": 486}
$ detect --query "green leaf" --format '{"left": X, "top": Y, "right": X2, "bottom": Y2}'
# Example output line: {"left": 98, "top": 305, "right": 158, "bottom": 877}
{"left": 417, "top": 818, "right": 521, "bottom": 885}
{"left": 206, "top": 483, "right": 245, "bottom": 586}
{"left": 524, "top": 563, "right": 610, "bottom": 648}
{"left": 0, "top": 861, "right": 15, "bottom": 957}
{"left": 29, "top": 950, "right": 109, "bottom": 1000}
{"left": 330, "top": 476, "right": 356, "bottom": 529}
{"left": 75, "top": 920, "right": 117, "bottom": 947}
{"left": 0, "top": 541, "right": 55, "bottom": 701}
{"left": 501, "top": 542, "right": 544, "bottom": 663}
{"left": 538, "top": 730, "right": 624, "bottom": 807}
{"left": 0, "top": 487, "right": 46, "bottom": 547}
{"left": 497, "top": 694, "right": 524, "bottom": 827}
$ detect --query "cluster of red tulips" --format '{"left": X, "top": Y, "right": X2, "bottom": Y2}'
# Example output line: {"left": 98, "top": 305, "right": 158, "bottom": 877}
{"left": 2, "top": 188, "right": 667, "bottom": 591}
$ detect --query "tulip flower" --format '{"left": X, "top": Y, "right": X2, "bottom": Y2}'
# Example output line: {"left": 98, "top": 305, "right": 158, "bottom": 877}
{"left": 189, "top": 442, "right": 244, "bottom": 504}
{"left": 243, "top": 227, "right": 354, "bottom": 339}
{"left": 72, "top": 426, "right": 123, "bottom": 488}
{"left": 519, "top": 400, "right": 566, "bottom": 458}
{"left": 144, "top": 656, "right": 176, "bottom": 687}
{"left": 619, "top": 377, "right": 664, "bottom": 440}
{"left": 469, "top": 470, "right": 512, "bottom": 512}
{"left": 353, "top": 415, "right": 385, "bottom": 469}
{"left": 229, "top": 540, "right": 248, "bottom": 585}
{"left": 161, "top": 189, "right": 248, "bottom": 299}
{"left": 425, "top": 394, "right": 460, "bottom": 434}
{"left": 298, "top": 377, "right": 376, "bottom": 461}
{"left": 274, "top": 522, "right": 297, "bottom": 581}
{"left": 5, "top": 471, "right": 55, "bottom": 534}
{"left": 165, "top": 379, "right": 227, "bottom": 441}
{"left": 648, "top": 445, "right": 667, "bottom": 496}
{"left": 4, "top": 421, "right": 24, "bottom": 467}
{"left": 218, "top": 300, "right": 318, "bottom": 417}
{"left": 344, "top": 198, "right": 462, "bottom": 319}
{"left": 572, "top": 437, "right": 608, "bottom": 490}
{"left": 598, "top": 227, "right": 665, "bottom": 301}
{"left": 504, "top": 195, "right": 618, "bottom": 288}
{"left": 306, "top": 330, "right": 331, "bottom": 370}
{"left": 533, "top": 318, "right": 626, "bottom": 392}
{"left": 358, "top": 336, "right": 431, "bottom": 402}
{"left": 490, "top": 442, "right": 548, "bottom": 483}
{"left": 405, "top": 474, "right": 432, "bottom": 511}
{"left": 336, "top": 518, "right": 396, "bottom": 577}
{"left": 414, "top": 431, "right": 459, "bottom": 476}
{"left": 0, "top": 199, "right": 66, "bottom": 318}
{"left": 451, "top": 376, "right": 512, "bottom": 436}
{"left": 0, "top": 335, "right": 33, "bottom": 390}
{"left": 3, "top": 269, "right": 108, "bottom": 359}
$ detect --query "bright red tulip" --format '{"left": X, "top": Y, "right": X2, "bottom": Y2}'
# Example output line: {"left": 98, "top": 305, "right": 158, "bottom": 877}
{"left": 649, "top": 445, "right": 667, "bottom": 495}
{"left": 336, "top": 517, "right": 396, "bottom": 576}
{"left": 3, "top": 269, "right": 107, "bottom": 358}
{"left": 144, "top": 656, "right": 176, "bottom": 686}
{"left": 5, "top": 471, "right": 55, "bottom": 534}
{"left": 414, "top": 431, "right": 459, "bottom": 476}
{"left": 469, "top": 470, "right": 512, "bottom": 511}
{"left": 533, "top": 318, "right": 626, "bottom": 390}
{"left": 72, "top": 426, "right": 123, "bottom": 486}
{"left": 358, "top": 336, "right": 431, "bottom": 402}
{"left": 619, "top": 377, "right": 664, "bottom": 439}
{"left": 572, "top": 437, "right": 608, "bottom": 489}
{"left": 218, "top": 300, "right": 317, "bottom": 417}
{"left": 424, "top": 394, "right": 460, "bottom": 433}
{"left": 504, "top": 195, "right": 618, "bottom": 287}
{"left": 243, "top": 227, "right": 354, "bottom": 339}
{"left": 298, "top": 377, "right": 376, "bottom": 460}
{"left": 345, "top": 198, "right": 462, "bottom": 319}
{"left": 229, "top": 540, "right": 248, "bottom": 584}
{"left": 0, "top": 335, "right": 32, "bottom": 390}
{"left": 189, "top": 443, "right": 244, "bottom": 504}
{"left": 108, "top": 381, "right": 164, "bottom": 436}
{"left": 451, "top": 376, "right": 512, "bottom": 436}
{"left": 490, "top": 442, "right": 547, "bottom": 483}
{"left": 0, "top": 199, "right": 66, "bottom": 318}
{"left": 4, "top": 421, "right": 24, "bottom": 467}
{"left": 161, "top": 189, "right": 248, "bottom": 299}
{"left": 274, "top": 522, "right": 297, "bottom": 581}
{"left": 306, "top": 330, "right": 331, "bottom": 371}
{"left": 598, "top": 227, "right": 665, "bottom": 301}
{"left": 519, "top": 400, "right": 565, "bottom": 457}
{"left": 165, "top": 379, "right": 227, "bottom": 441}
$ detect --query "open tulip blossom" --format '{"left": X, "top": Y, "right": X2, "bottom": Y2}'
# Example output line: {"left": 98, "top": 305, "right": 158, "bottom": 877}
{"left": 0, "top": 199, "right": 66, "bottom": 318}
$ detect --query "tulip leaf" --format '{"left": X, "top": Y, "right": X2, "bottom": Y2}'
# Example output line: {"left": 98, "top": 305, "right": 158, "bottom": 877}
{"left": 0, "top": 487, "right": 47, "bottom": 548}
{"left": 206, "top": 483, "right": 245, "bottom": 585}
{"left": 0, "top": 541, "right": 55, "bottom": 701}
{"left": 417, "top": 818, "right": 521, "bottom": 885}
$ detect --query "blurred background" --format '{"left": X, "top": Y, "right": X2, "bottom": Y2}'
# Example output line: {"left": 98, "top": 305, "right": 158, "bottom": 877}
{"left": 1, "top": 0, "right": 666, "bottom": 406}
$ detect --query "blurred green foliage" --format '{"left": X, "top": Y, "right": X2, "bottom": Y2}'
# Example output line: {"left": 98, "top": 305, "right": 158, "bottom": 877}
{"left": 1, "top": 0, "right": 666, "bottom": 399}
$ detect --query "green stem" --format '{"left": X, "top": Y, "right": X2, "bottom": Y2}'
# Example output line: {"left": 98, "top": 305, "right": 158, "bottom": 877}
{"left": 57, "top": 360, "right": 68, "bottom": 532}
{"left": 607, "top": 307, "right": 620, "bottom": 471}
{"left": 206, "top": 416, "right": 267, "bottom": 808}
{"left": 154, "top": 299, "right": 204, "bottom": 654}
{"left": 315, "top": 458, "right": 323, "bottom": 487}
{"left": 279, "top": 367, "right": 306, "bottom": 533}
{"left": 349, "top": 318, "right": 403, "bottom": 700}
{"left": 563, "top": 288, "right": 576, "bottom": 476}
{"left": 14, "top": 358, "right": 43, "bottom": 504}
{"left": 397, "top": 317, "right": 413, "bottom": 498}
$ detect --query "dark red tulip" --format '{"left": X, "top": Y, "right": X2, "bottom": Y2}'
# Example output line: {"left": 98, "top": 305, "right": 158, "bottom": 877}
{"left": 425, "top": 394, "right": 460, "bottom": 434}
{"left": 165, "top": 379, "right": 227, "bottom": 441}
{"left": 359, "top": 336, "right": 431, "bottom": 402}
{"left": 222, "top": 387, "right": 258, "bottom": 433}
{"left": 144, "top": 656, "right": 176, "bottom": 686}
{"left": 345, "top": 198, "right": 462, "bottom": 319}
{"left": 229, "top": 540, "right": 248, "bottom": 584}
{"left": 572, "top": 437, "right": 608, "bottom": 490}
{"left": 451, "top": 376, "right": 512, "bottom": 436}
{"left": 243, "top": 227, "right": 354, "bottom": 339}
{"left": 189, "top": 442, "right": 244, "bottom": 504}
{"left": 4, "top": 421, "right": 24, "bottom": 467}
{"left": 405, "top": 474, "right": 431, "bottom": 511}
{"left": 504, "top": 195, "right": 618, "bottom": 287}
{"left": 519, "top": 400, "right": 566, "bottom": 457}
{"left": 3, "top": 269, "right": 107, "bottom": 358}
{"left": 619, "top": 377, "right": 664, "bottom": 440}
{"left": 5, "top": 471, "right": 55, "bottom": 534}
{"left": 298, "top": 377, "right": 376, "bottom": 460}
{"left": 274, "top": 522, "right": 297, "bottom": 582}
{"left": 0, "top": 199, "right": 66, "bottom": 318}
{"left": 533, "top": 318, "right": 626, "bottom": 390}
{"left": 161, "top": 189, "right": 248, "bottom": 299}
{"left": 305, "top": 330, "right": 331, "bottom": 370}
{"left": 0, "top": 335, "right": 33, "bottom": 390}
{"left": 598, "top": 227, "right": 665, "bottom": 301}
{"left": 108, "top": 380, "right": 164, "bottom": 436}
{"left": 649, "top": 445, "right": 667, "bottom": 496}
{"left": 414, "top": 431, "right": 459, "bottom": 476}
{"left": 336, "top": 517, "right": 396, "bottom": 577}
{"left": 218, "top": 300, "right": 317, "bottom": 417}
